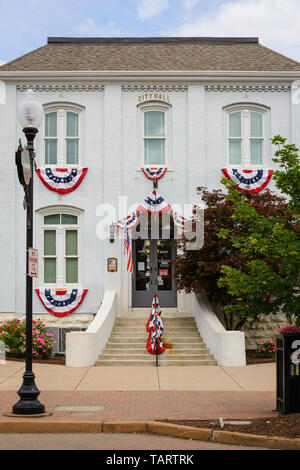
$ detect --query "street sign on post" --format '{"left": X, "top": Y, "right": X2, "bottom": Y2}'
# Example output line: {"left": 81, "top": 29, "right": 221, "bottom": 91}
{"left": 16, "top": 143, "right": 31, "bottom": 188}
{"left": 28, "top": 248, "right": 38, "bottom": 278}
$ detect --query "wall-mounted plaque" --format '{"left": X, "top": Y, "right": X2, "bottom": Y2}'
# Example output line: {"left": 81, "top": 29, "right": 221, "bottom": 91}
{"left": 107, "top": 258, "right": 118, "bottom": 272}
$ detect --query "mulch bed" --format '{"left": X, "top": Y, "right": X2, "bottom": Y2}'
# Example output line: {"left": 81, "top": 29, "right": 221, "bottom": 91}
{"left": 246, "top": 350, "right": 275, "bottom": 365}
{"left": 5, "top": 355, "right": 65, "bottom": 365}
{"left": 161, "top": 414, "right": 300, "bottom": 439}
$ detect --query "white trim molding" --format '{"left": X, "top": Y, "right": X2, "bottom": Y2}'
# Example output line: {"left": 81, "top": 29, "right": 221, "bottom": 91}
{"left": 205, "top": 84, "right": 291, "bottom": 92}
{"left": 2, "top": 70, "right": 300, "bottom": 82}
{"left": 16, "top": 84, "right": 104, "bottom": 92}
{"left": 122, "top": 84, "right": 188, "bottom": 92}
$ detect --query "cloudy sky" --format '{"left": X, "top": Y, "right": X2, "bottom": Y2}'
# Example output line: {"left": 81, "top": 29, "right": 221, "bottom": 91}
{"left": 0, "top": 0, "right": 300, "bottom": 66}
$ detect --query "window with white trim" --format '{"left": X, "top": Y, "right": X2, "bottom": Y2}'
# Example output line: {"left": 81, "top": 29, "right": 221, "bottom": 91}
{"left": 43, "top": 104, "right": 83, "bottom": 166}
{"left": 42, "top": 211, "right": 80, "bottom": 287}
{"left": 226, "top": 105, "right": 267, "bottom": 168}
{"left": 141, "top": 105, "right": 169, "bottom": 166}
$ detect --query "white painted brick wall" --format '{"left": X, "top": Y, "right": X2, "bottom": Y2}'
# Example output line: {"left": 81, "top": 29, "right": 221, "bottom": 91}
{"left": 0, "top": 82, "right": 296, "bottom": 322}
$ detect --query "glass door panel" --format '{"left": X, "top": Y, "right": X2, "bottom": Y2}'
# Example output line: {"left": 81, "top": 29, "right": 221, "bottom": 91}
{"left": 157, "top": 239, "right": 173, "bottom": 291}
{"left": 135, "top": 239, "right": 151, "bottom": 292}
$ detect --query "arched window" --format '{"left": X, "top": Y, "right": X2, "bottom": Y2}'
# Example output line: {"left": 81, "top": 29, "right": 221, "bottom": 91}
{"left": 39, "top": 207, "right": 83, "bottom": 287}
{"left": 43, "top": 102, "right": 84, "bottom": 166}
{"left": 225, "top": 104, "right": 269, "bottom": 168}
{"left": 139, "top": 104, "right": 170, "bottom": 166}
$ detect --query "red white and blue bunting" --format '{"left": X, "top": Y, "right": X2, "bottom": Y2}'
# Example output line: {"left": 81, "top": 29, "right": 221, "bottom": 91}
{"left": 114, "top": 190, "right": 189, "bottom": 232}
{"left": 172, "top": 211, "right": 189, "bottom": 230}
{"left": 36, "top": 168, "right": 88, "bottom": 194}
{"left": 115, "top": 210, "right": 140, "bottom": 230}
{"left": 138, "top": 189, "right": 172, "bottom": 215}
{"left": 35, "top": 288, "right": 88, "bottom": 317}
{"left": 141, "top": 167, "right": 167, "bottom": 181}
{"left": 146, "top": 294, "right": 165, "bottom": 355}
{"left": 222, "top": 168, "right": 273, "bottom": 194}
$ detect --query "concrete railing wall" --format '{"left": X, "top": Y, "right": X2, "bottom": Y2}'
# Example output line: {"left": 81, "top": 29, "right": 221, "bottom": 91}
{"left": 65, "top": 290, "right": 117, "bottom": 367}
{"left": 192, "top": 293, "right": 246, "bottom": 367}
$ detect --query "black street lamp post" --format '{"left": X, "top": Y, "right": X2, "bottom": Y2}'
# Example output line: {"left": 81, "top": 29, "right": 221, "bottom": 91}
{"left": 13, "top": 90, "right": 45, "bottom": 415}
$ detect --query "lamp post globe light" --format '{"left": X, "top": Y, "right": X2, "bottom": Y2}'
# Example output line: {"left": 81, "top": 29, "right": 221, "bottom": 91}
{"left": 12, "top": 89, "right": 45, "bottom": 415}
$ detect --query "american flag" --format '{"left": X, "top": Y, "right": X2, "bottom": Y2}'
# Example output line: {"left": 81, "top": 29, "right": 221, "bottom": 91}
{"left": 124, "top": 225, "right": 134, "bottom": 276}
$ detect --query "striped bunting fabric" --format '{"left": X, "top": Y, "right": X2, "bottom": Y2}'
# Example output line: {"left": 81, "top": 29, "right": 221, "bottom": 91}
{"left": 115, "top": 210, "right": 139, "bottom": 230}
{"left": 124, "top": 225, "right": 134, "bottom": 276}
{"left": 35, "top": 288, "right": 88, "bottom": 317}
{"left": 222, "top": 168, "right": 273, "bottom": 193}
{"left": 138, "top": 189, "right": 172, "bottom": 215}
{"left": 36, "top": 168, "right": 88, "bottom": 194}
{"left": 141, "top": 167, "right": 167, "bottom": 181}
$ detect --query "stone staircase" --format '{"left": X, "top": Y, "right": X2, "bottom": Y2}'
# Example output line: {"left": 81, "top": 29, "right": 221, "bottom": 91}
{"left": 95, "top": 310, "right": 217, "bottom": 366}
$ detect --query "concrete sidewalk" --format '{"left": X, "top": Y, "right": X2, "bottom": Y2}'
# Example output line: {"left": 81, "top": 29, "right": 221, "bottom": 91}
{"left": 0, "top": 362, "right": 277, "bottom": 423}
{"left": 0, "top": 361, "right": 275, "bottom": 392}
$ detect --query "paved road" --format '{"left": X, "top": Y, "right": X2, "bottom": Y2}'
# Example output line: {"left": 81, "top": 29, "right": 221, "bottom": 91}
{"left": 0, "top": 433, "right": 262, "bottom": 450}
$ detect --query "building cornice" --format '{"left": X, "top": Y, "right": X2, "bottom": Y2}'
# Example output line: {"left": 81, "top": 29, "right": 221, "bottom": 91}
{"left": 205, "top": 84, "right": 291, "bottom": 92}
{"left": 1, "top": 70, "right": 300, "bottom": 82}
{"left": 16, "top": 83, "right": 104, "bottom": 92}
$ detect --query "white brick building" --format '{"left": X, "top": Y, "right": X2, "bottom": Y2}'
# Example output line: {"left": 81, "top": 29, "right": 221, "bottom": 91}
{"left": 0, "top": 37, "right": 299, "bottom": 365}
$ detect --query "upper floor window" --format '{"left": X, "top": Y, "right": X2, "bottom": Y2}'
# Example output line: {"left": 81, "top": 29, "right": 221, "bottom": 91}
{"left": 226, "top": 105, "right": 268, "bottom": 168}
{"left": 43, "top": 103, "right": 83, "bottom": 166}
{"left": 140, "top": 105, "right": 170, "bottom": 166}
{"left": 42, "top": 209, "right": 81, "bottom": 287}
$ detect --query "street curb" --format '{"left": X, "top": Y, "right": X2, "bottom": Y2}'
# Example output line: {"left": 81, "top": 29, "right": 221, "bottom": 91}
{"left": 0, "top": 419, "right": 299, "bottom": 449}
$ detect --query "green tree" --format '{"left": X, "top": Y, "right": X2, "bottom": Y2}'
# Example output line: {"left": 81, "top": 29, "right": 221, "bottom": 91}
{"left": 218, "top": 136, "right": 300, "bottom": 327}
{"left": 271, "top": 135, "right": 300, "bottom": 216}
{"left": 174, "top": 186, "right": 297, "bottom": 330}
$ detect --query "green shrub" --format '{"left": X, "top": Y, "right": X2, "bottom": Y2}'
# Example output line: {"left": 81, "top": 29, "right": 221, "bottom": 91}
{"left": 0, "top": 318, "right": 56, "bottom": 359}
{"left": 254, "top": 340, "right": 276, "bottom": 358}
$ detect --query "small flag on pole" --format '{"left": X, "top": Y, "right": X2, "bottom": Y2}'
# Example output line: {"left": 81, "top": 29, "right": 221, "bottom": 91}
{"left": 124, "top": 225, "right": 134, "bottom": 276}
{"left": 146, "top": 294, "right": 165, "bottom": 355}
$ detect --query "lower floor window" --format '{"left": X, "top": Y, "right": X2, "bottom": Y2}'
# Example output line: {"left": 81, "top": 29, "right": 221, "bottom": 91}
{"left": 43, "top": 213, "right": 79, "bottom": 286}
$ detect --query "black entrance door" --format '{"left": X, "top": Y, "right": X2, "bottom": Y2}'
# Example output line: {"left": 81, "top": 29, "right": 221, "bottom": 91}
{"left": 132, "top": 238, "right": 177, "bottom": 307}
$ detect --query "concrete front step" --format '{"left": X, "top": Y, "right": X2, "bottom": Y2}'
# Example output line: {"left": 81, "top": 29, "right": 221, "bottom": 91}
{"left": 110, "top": 332, "right": 202, "bottom": 338}
{"left": 111, "top": 328, "right": 200, "bottom": 336}
{"left": 113, "top": 323, "right": 198, "bottom": 328}
{"left": 103, "top": 347, "right": 208, "bottom": 353}
{"left": 116, "top": 318, "right": 195, "bottom": 322}
{"left": 115, "top": 317, "right": 196, "bottom": 328}
{"left": 105, "top": 342, "right": 206, "bottom": 349}
{"left": 99, "top": 353, "right": 214, "bottom": 360}
{"left": 108, "top": 337, "right": 205, "bottom": 344}
{"left": 95, "top": 359, "right": 218, "bottom": 366}
{"left": 96, "top": 312, "right": 216, "bottom": 366}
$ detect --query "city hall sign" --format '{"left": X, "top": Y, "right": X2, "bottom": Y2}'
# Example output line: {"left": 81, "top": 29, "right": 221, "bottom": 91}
{"left": 135, "top": 93, "right": 176, "bottom": 106}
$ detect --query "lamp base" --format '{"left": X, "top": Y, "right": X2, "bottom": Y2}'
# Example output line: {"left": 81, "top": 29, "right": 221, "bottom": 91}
{"left": 12, "top": 371, "right": 45, "bottom": 415}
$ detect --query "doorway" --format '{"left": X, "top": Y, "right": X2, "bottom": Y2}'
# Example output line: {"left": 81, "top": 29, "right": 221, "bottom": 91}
{"left": 132, "top": 237, "right": 177, "bottom": 307}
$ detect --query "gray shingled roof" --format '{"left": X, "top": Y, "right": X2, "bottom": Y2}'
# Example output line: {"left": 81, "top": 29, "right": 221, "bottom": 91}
{"left": 1, "top": 37, "right": 300, "bottom": 72}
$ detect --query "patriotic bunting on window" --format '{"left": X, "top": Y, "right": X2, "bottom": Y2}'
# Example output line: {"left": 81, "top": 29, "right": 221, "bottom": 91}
{"left": 35, "top": 288, "right": 88, "bottom": 317}
{"left": 222, "top": 168, "right": 273, "bottom": 193}
{"left": 141, "top": 167, "right": 167, "bottom": 181}
{"left": 36, "top": 168, "right": 88, "bottom": 194}
{"left": 146, "top": 294, "right": 165, "bottom": 355}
